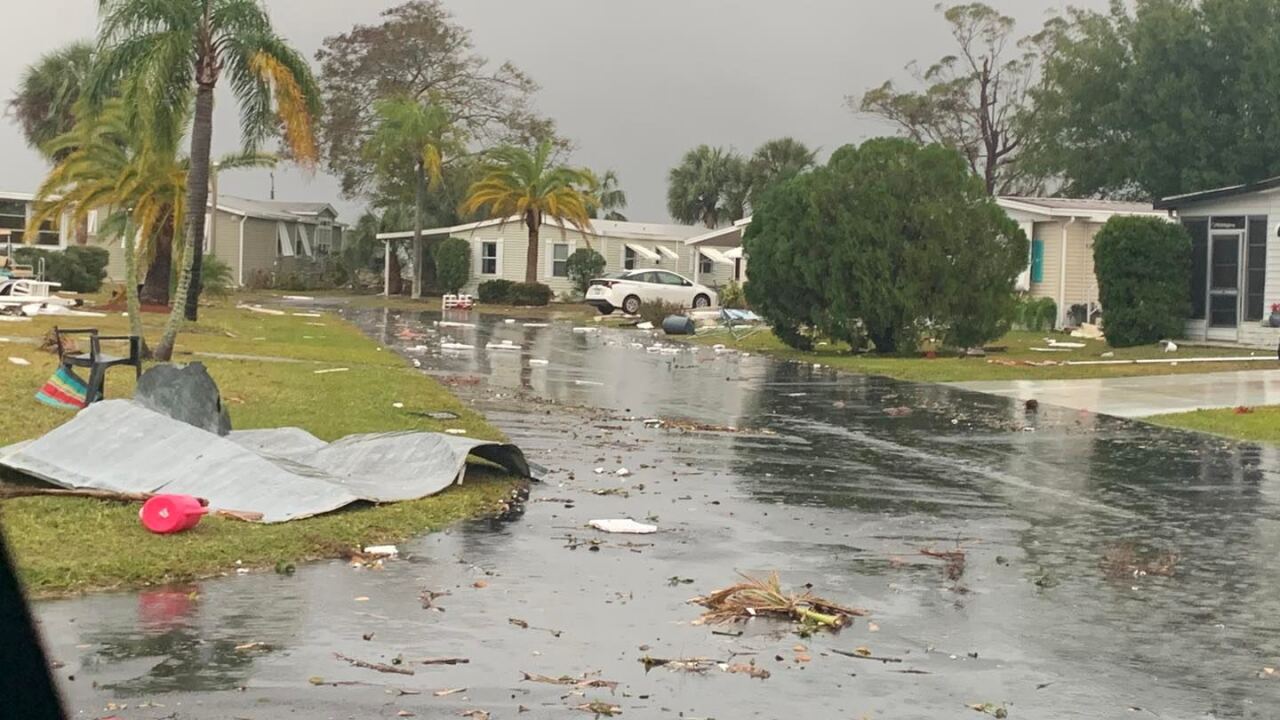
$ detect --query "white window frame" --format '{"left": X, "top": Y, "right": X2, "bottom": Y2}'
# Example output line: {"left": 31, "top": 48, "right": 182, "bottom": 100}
{"left": 480, "top": 240, "right": 500, "bottom": 275}
{"left": 314, "top": 223, "right": 333, "bottom": 255}
{"left": 545, "top": 238, "right": 575, "bottom": 279}
{"left": 623, "top": 246, "right": 637, "bottom": 270}
{"left": 277, "top": 221, "right": 295, "bottom": 257}
{"left": 550, "top": 242, "right": 571, "bottom": 278}
{"left": 699, "top": 252, "right": 714, "bottom": 275}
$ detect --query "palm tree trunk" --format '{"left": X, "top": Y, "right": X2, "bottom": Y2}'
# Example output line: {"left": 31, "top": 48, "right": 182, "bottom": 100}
{"left": 387, "top": 242, "right": 403, "bottom": 295}
{"left": 155, "top": 83, "right": 214, "bottom": 360}
{"left": 122, "top": 222, "right": 150, "bottom": 358}
{"left": 524, "top": 211, "right": 540, "bottom": 284}
{"left": 181, "top": 84, "right": 216, "bottom": 323}
{"left": 139, "top": 218, "right": 173, "bottom": 306}
{"left": 411, "top": 161, "right": 425, "bottom": 299}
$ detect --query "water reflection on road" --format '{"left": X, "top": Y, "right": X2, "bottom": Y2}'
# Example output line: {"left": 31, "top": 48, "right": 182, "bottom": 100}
{"left": 35, "top": 305, "right": 1280, "bottom": 719}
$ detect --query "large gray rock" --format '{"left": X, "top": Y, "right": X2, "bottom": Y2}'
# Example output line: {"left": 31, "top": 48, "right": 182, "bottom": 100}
{"left": 134, "top": 362, "right": 232, "bottom": 436}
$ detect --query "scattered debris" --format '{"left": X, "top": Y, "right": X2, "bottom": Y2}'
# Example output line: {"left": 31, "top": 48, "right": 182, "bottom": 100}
{"left": 509, "top": 618, "right": 563, "bottom": 637}
{"left": 1161, "top": 340, "right": 1178, "bottom": 353}
{"left": 1234, "top": 406, "right": 1254, "bottom": 415}
{"left": 334, "top": 652, "right": 415, "bottom": 676}
{"left": 692, "top": 572, "right": 867, "bottom": 629}
{"left": 364, "top": 545, "right": 399, "bottom": 557}
{"left": 234, "top": 642, "right": 269, "bottom": 652}
{"left": 236, "top": 303, "right": 285, "bottom": 315}
{"left": 831, "top": 647, "right": 903, "bottom": 663}
{"left": 640, "top": 656, "right": 718, "bottom": 673}
{"left": 1100, "top": 542, "right": 1178, "bottom": 578}
{"left": 473, "top": 580, "right": 489, "bottom": 589}
{"left": 574, "top": 702, "right": 622, "bottom": 717}
{"left": 520, "top": 671, "right": 618, "bottom": 692}
{"left": 615, "top": 467, "right": 632, "bottom": 477}
{"left": 8, "top": 356, "right": 30, "bottom": 366}
{"left": 724, "top": 663, "right": 770, "bottom": 679}
{"left": 459, "top": 710, "right": 490, "bottom": 719}
{"left": 920, "top": 547, "right": 967, "bottom": 582}
{"left": 1024, "top": 399, "right": 1039, "bottom": 412}
{"left": 667, "top": 576, "right": 695, "bottom": 586}
{"left": 636, "top": 321, "right": 654, "bottom": 330}
{"left": 968, "top": 702, "right": 1009, "bottom": 718}
{"left": 314, "top": 367, "right": 350, "bottom": 375}
{"left": 883, "top": 406, "right": 912, "bottom": 417}
{"left": 589, "top": 519, "right": 658, "bottom": 535}
{"left": 434, "top": 687, "right": 467, "bottom": 697}
{"left": 420, "top": 657, "right": 470, "bottom": 665}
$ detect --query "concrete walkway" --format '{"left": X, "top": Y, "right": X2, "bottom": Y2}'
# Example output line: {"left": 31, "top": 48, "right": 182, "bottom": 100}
{"left": 950, "top": 369, "right": 1280, "bottom": 417}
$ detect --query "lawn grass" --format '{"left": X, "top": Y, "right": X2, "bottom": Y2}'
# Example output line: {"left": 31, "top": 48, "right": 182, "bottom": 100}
{"left": 241, "top": 288, "right": 597, "bottom": 321}
{"left": 1146, "top": 406, "right": 1280, "bottom": 445}
{"left": 693, "top": 327, "right": 1279, "bottom": 383}
{"left": 0, "top": 294, "right": 521, "bottom": 597}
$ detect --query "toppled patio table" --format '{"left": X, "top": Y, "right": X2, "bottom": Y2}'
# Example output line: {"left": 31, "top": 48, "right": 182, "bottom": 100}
{"left": 0, "top": 400, "right": 538, "bottom": 523}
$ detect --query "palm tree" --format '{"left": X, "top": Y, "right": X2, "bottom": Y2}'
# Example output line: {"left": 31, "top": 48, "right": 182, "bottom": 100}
{"left": 9, "top": 42, "right": 97, "bottom": 161}
{"left": 90, "top": 0, "right": 320, "bottom": 359}
{"left": 366, "top": 96, "right": 466, "bottom": 298}
{"left": 29, "top": 100, "right": 274, "bottom": 355}
{"left": 588, "top": 169, "right": 628, "bottom": 221}
{"left": 666, "top": 145, "right": 747, "bottom": 228}
{"left": 749, "top": 137, "right": 817, "bottom": 197}
{"left": 461, "top": 141, "right": 595, "bottom": 284}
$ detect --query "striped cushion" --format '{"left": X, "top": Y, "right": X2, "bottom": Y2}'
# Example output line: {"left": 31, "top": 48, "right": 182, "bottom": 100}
{"left": 35, "top": 366, "right": 89, "bottom": 410}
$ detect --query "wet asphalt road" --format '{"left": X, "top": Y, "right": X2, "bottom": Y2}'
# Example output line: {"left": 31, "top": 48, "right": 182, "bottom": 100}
{"left": 33, "top": 305, "right": 1280, "bottom": 719}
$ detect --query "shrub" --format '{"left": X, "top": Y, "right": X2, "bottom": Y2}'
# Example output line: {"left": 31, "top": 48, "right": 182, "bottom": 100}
{"left": 565, "top": 248, "right": 607, "bottom": 294}
{"left": 745, "top": 138, "right": 1027, "bottom": 353}
{"left": 1093, "top": 216, "right": 1191, "bottom": 347}
{"left": 14, "top": 246, "right": 105, "bottom": 293}
{"left": 719, "top": 281, "right": 748, "bottom": 309}
{"left": 507, "top": 281, "right": 554, "bottom": 306}
{"left": 200, "top": 255, "right": 235, "bottom": 297}
{"left": 434, "top": 237, "right": 470, "bottom": 294}
{"left": 1013, "top": 296, "right": 1058, "bottom": 331}
{"left": 64, "top": 246, "right": 110, "bottom": 283}
{"left": 638, "top": 299, "right": 684, "bottom": 326}
{"left": 478, "top": 279, "right": 514, "bottom": 304}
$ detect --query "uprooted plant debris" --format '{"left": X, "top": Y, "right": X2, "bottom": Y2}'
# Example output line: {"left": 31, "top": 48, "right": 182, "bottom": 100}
{"left": 639, "top": 656, "right": 770, "bottom": 680}
{"left": 520, "top": 671, "right": 619, "bottom": 692}
{"left": 642, "top": 417, "right": 775, "bottom": 435}
{"left": 334, "top": 652, "right": 414, "bottom": 676}
{"left": 509, "top": 617, "right": 563, "bottom": 637}
{"left": 1100, "top": 542, "right": 1178, "bottom": 578}
{"left": 574, "top": 701, "right": 622, "bottom": 717}
{"left": 691, "top": 572, "right": 867, "bottom": 630}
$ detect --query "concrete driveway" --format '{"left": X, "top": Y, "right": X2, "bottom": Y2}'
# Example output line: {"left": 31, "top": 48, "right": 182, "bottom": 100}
{"left": 950, "top": 368, "right": 1280, "bottom": 417}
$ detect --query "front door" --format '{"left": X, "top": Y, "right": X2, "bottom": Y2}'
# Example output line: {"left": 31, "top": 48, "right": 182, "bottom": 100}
{"left": 1207, "top": 231, "right": 1243, "bottom": 341}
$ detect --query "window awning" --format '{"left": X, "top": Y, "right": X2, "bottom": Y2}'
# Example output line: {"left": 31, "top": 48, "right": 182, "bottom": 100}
{"left": 657, "top": 245, "right": 680, "bottom": 260}
{"left": 277, "top": 222, "right": 295, "bottom": 257}
{"left": 625, "top": 243, "right": 661, "bottom": 261}
{"left": 699, "top": 248, "right": 734, "bottom": 266}
{"left": 723, "top": 247, "right": 744, "bottom": 260}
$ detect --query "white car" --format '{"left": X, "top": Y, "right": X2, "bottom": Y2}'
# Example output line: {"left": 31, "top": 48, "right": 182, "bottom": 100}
{"left": 585, "top": 269, "right": 718, "bottom": 315}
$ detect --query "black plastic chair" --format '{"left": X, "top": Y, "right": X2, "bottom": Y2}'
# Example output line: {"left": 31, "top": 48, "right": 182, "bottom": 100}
{"left": 53, "top": 327, "right": 142, "bottom": 403}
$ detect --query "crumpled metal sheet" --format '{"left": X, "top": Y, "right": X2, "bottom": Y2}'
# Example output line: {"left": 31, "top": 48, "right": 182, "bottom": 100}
{"left": 0, "top": 400, "right": 536, "bottom": 523}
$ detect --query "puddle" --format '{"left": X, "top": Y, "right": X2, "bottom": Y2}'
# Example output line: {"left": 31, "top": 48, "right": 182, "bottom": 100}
{"left": 32, "top": 304, "right": 1280, "bottom": 719}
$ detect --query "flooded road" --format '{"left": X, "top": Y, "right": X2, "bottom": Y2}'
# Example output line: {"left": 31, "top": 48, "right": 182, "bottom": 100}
{"left": 35, "top": 306, "right": 1280, "bottom": 719}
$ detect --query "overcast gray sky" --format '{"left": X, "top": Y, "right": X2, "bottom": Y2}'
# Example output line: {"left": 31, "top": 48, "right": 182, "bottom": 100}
{"left": 0, "top": 0, "right": 1109, "bottom": 226}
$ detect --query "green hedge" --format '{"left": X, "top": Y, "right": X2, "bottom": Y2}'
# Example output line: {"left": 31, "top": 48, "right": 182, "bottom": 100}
{"left": 507, "top": 282, "right": 553, "bottom": 306}
{"left": 13, "top": 246, "right": 109, "bottom": 293}
{"left": 1093, "top": 217, "right": 1191, "bottom": 347}
{"left": 477, "top": 279, "right": 515, "bottom": 303}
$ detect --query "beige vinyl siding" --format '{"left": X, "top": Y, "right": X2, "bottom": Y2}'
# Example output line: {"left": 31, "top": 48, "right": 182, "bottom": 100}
{"left": 458, "top": 225, "right": 694, "bottom": 297}
{"left": 1063, "top": 220, "right": 1101, "bottom": 311}
{"left": 1028, "top": 220, "right": 1061, "bottom": 302}
{"left": 239, "top": 217, "right": 278, "bottom": 285}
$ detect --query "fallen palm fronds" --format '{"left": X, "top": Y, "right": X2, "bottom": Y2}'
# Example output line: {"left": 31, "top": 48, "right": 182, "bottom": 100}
{"left": 574, "top": 702, "right": 621, "bottom": 716}
{"left": 691, "top": 572, "right": 866, "bottom": 629}
{"left": 1100, "top": 542, "right": 1178, "bottom": 578}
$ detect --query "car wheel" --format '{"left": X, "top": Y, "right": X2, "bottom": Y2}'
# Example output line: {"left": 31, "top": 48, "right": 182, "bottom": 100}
{"left": 622, "top": 295, "right": 642, "bottom": 315}
{"left": 596, "top": 304, "right": 614, "bottom": 316}
{"left": 693, "top": 294, "right": 711, "bottom": 309}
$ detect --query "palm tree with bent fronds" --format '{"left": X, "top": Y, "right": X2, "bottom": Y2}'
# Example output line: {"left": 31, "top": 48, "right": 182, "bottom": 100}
{"left": 749, "top": 138, "right": 817, "bottom": 194}
{"left": 366, "top": 96, "right": 466, "bottom": 298}
{"left": 9, "top": 42, "right": 97, "bottom": 161}
{"left": 89, "top": 0, "right": 320, "bottom": 359}
{"left": 667, "top": 145, "right": 747, "bottom": 229}
{"left": 29, "top": 99, "right": 275, "bottom": 355}
{"left": 587, "top": 169, "right": 628, "bottom": 221}
{"left": 461, "top": 141, "right": 595, "bottom": 284}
